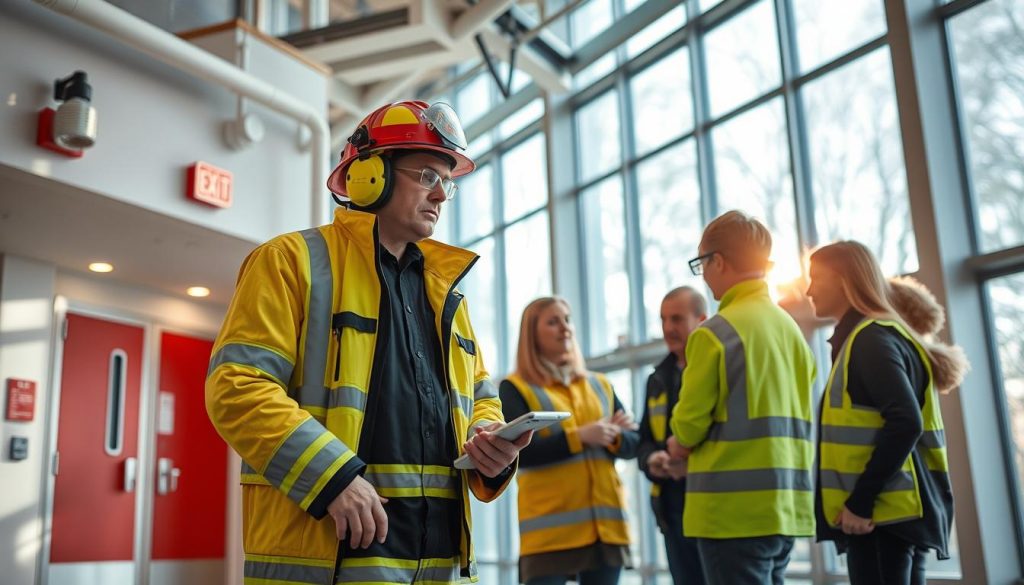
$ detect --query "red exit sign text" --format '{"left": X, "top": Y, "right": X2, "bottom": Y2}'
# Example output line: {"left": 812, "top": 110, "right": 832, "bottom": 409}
{"left": 187, "top": 162, "right": 233, "bottom": 208}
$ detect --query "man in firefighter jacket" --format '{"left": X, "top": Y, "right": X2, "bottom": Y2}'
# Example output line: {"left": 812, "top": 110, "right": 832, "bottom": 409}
{"left": 667, "top": 211, "right": 816, "bottom": 585}
{"left": 206, "top": 101, "right": 528, "bottom": 585}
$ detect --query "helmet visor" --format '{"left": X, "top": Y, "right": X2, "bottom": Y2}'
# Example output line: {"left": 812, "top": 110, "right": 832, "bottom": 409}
{"left": 422, "top": 102, "right": 468, "bottom": 151}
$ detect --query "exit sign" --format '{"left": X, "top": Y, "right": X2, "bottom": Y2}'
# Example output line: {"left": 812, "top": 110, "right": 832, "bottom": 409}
{"left": 187, "top": 162, "right": 233, "bottom": 208}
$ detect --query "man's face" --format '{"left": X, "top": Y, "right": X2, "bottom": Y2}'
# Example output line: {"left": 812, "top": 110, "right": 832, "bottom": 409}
{"left": 376, "top": 152, "right": 452, "bottom": 243}
{"left": 661, "top": 293, "right": 705, "bottom": 359}
{"left": 698, "top": 246, "right": 727, "bottom": 300}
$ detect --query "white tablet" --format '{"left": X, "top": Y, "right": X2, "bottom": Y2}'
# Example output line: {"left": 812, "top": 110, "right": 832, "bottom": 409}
{"left": 453, "top": 411, "right": 571, "bottom": 470}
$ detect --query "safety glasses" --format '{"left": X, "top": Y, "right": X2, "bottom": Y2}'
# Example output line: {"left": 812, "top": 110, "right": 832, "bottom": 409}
{"left": 688, "top": 251, "right": 717, "bottom": 276}
{"left": 395, "top": 166, "right": 458, "bottom": 200}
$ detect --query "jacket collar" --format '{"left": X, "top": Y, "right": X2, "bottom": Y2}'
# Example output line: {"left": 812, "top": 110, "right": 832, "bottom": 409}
{"left": 718, "top": 279, "right": 769, "bottom": 310}
{"left": 331, "top": 207, "right": 478, "bottom": 288}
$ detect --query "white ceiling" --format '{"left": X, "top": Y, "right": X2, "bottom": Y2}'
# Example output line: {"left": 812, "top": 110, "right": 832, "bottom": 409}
{"left": 0, "top": 164, "right": 257, "bottom": 307}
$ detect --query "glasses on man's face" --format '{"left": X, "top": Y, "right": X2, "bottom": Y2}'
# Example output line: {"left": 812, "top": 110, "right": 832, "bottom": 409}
{"left": 394, "top": 166, "right": 458, "bottom": 200}
{"left": 688, "top": 251, "right": 717, "bottom": 276}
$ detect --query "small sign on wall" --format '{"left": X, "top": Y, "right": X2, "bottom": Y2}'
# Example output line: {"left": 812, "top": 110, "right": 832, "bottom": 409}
{"left": 6, "top": 379, "right": 36, "bottom": 422}
{"left": 158, "top": 391, "right": 175, "bottom": 435}
{"left": 186, "top": 161, "right": 233, "bottom": 208}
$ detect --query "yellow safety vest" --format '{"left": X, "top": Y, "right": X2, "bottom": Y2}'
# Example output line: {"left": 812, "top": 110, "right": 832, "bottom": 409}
{"left": 819, "top": 319, "right": 949, "bottom": 526}
{"left": 505, "top": 373, "right": 631, "bottom": 556}
{"left": 672, "top": 280, "right": 816, "bottom": 538}
{"left": 207, "top": 208, "right": 510, "bottom": 584}
{"left": 646, "top": 380, "right": 669, "bottom": 498}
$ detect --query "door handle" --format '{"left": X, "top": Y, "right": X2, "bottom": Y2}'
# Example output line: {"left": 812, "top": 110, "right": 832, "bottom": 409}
{"left": 123, "top": 457, "right": 137, "bottom": 493}
{"left": 157, "top": 457, "right": 181, "bottom": 495}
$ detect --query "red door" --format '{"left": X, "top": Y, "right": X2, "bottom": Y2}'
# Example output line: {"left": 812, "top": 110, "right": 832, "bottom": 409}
{"left": 50, "top": 313, "right": 144, "bottom": 566}
{"left": 151, "top": 331, "right": 227, "bottom": 578}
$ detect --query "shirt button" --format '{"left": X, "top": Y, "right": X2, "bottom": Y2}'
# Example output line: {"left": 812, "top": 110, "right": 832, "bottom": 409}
{"left": 416, "top": 350, "right": 424, "bottom": 358}
{"left": 405, "top": 305, "right": 412, "bottom": 314}
{"left": 425, "top": 431, "right": 432, "bottom": 439}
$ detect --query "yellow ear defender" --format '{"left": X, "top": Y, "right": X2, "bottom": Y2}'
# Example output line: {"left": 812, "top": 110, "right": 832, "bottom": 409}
{"left": 344, "top": 152, "right": 394, "bottom": 210}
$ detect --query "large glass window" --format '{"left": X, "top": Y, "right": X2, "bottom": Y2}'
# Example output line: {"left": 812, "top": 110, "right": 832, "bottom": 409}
{"left": 576, "top": 91, "right": 623, "bottom": 183}
{"left": 949, "top": 0, "right": 1024, "bottom": 252}
{"left": 712, "top": 99, "right": 801, "bottom": 281}
{"left": 988, "top": 273, "right": 1024, "bottom": 493}
{"left": 790, "top": 0, "right": 887, "bottom": 73}
{"left": 704, "top": 0, "right": 781, "bottom": 118}
{"left": 629, "top": 47, "right": 693, "bottom": 157}
{"left": 803, "top": 48, "right": 918, "bottom": 275}
{"left": 637, "top": 142, "right": 703, "bottom": 340}
{"left": 581, "top": 176, "right": 630, "bottom": 355}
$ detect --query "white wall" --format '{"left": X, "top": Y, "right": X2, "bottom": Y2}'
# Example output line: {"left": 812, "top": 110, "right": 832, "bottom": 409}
{"left": 0, "top": 1, "right": 328, "bottom": 245}
{"left": 0, "top": 255, "right": 57, "bottom": 585}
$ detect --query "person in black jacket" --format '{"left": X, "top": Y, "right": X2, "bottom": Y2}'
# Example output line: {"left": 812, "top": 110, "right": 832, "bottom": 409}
{"left": 806, "top": 241, "right": 968, "bottom": 585}
{"left": 637, "top": 287, "right": 707, "bottom": 585}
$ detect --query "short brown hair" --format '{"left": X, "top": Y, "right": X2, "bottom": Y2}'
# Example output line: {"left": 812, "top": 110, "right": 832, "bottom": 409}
{"left": 699, "top": 210, "right": 772, "bottom": 272}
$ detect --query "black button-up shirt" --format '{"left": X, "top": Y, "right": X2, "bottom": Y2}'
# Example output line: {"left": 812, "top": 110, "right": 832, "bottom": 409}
{"left": 345, "top": 242, "right": 461, "bottom": 564}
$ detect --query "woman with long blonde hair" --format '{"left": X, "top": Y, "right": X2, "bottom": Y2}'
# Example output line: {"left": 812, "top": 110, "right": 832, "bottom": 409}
{"left": 806, "top": 240, "right": 968, "bottom": 585}
{"left": 500, "top": 296, "right": 640, "bottom": 585}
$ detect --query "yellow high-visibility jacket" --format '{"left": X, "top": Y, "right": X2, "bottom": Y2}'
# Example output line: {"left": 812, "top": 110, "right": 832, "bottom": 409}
{"left": 819, "top": 319, "right": 949, "bottom": 526}
{"left": 206, "top": 208, "right": 511, "bottom": 584}
{"left": 505, "top": 373, "right": 634, "bottom": 556}
{"left": 670, "top": 279, "right": 817, "bottom": 538}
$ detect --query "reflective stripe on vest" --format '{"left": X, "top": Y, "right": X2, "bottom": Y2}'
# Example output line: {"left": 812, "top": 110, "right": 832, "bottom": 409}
{"left": 519, "top": 506, "right": 627, "bottom": 533}
{"left": 819, "top": 319, "right": 948, "bottom": 526}
{"left": 364, "top": 464, "right": 459, "bottom": 499}
{"left": 685, "top": 316, "right": 813, "bottom": 493}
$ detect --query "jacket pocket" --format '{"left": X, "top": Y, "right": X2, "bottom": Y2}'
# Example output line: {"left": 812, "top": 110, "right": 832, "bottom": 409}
{"left": 241, "top": 483, "right": 337, "bottom": 560}
{"left": 331, "top": 311, "right": 377, "bottom": 383}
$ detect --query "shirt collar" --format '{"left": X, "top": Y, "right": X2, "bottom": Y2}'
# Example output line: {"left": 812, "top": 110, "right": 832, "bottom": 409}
{"left": 828, "top": 309, "right": 865, "bottom": 362}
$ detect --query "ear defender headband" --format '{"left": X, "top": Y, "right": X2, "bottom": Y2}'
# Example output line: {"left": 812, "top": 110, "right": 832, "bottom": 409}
{"left": 342, "top": 125, "right": 394, "bottom": 211}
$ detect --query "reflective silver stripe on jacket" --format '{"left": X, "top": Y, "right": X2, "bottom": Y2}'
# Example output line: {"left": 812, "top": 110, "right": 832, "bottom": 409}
{"left": 474, "top": 378, "right": 498, "bottom": 401}
{"left": 244, "top": 558, "right": 333, "bottom": 584}
{"left": 208, "top": 342, "right": 294, "bottom": 386}
{"left": 363, "top": 466, "right": 458, "bottom": 492}
{"left": 263, "top": 418, "right": 345, "bottom": 489}
{"left": 818, "top": 469, "right": 916, "bottom": 492}
{"left": 297, "top": 228, "right": 332, "bottom": 409}
{"left": 518, "top": 506, "right": 627, "bottom": 533}
{"left": 334, "top": 562, "right": 461, "bottom": 584}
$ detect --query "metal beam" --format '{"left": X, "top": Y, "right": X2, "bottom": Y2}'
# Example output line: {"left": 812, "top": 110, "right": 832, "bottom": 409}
{"left": 479, "top": 26, "right": 569, "bottom": 93}
{"left": 449, "top": 0, "right": 516, "bottom": 41}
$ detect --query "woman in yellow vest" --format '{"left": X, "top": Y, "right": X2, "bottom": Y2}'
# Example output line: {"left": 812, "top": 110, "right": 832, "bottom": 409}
{"left": 806, "top": 241, "right": 968, "bottom": 585}
{"left": 500, "top": 297, "right": 640, "bottom": 585}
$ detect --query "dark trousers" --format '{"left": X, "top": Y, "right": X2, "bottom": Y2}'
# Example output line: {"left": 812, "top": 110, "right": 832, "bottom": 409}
{"left": 655, "top": 494, "right": 705, "bottom": 585}
{"left": 846, "top": 530, "right": 927, "bottom": 585}
{"left": 696, "top": 535, "right": 794, "bottom": 585}
{"left": 525, "top": 565, "right": 622, "bottom": 585}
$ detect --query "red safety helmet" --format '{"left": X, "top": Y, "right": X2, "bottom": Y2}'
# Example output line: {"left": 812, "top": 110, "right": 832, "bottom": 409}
{"left": 326, "top": 101, "right": 475, "bottom": 208}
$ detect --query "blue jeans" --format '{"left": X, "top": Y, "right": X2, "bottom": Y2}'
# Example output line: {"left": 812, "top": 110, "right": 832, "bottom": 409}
{"left": 696, "top": 536, "right": 794, "bottom": 585}
{"left": 657, "top": 494, "right": 705, "bottom": 585}
{"left": 525, "top": 565, "right": 622, "bottom": 585}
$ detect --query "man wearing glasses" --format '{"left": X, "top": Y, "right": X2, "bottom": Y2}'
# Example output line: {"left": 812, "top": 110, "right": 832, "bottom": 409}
{"left": 666, "top": 210, "right": 816, "bottom": 585}
{"left": 207, "top": 100, "right": 527, "bottom": 584}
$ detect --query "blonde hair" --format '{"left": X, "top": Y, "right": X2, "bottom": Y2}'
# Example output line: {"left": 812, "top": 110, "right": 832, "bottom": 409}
{"left": 515, "top": 297, "right": 587, "bottom": 387}
{"left": 810, "top": 241, "right": 968, "bottom": 393}
{"left": 699, "top": 210, "right": 773, "bottom": 272}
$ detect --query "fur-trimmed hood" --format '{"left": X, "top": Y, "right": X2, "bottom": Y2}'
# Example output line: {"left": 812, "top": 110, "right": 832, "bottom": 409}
{"left": 888, "top": 276, "right": 970, "bottom": 393}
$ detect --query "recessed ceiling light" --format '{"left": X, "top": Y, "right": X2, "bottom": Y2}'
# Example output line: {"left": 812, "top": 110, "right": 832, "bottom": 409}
{"left": 186, "top": 286, "right": 210, "bottom": 298}
{"left": 88, "top": 262, "right": 113, "bottom": 273}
